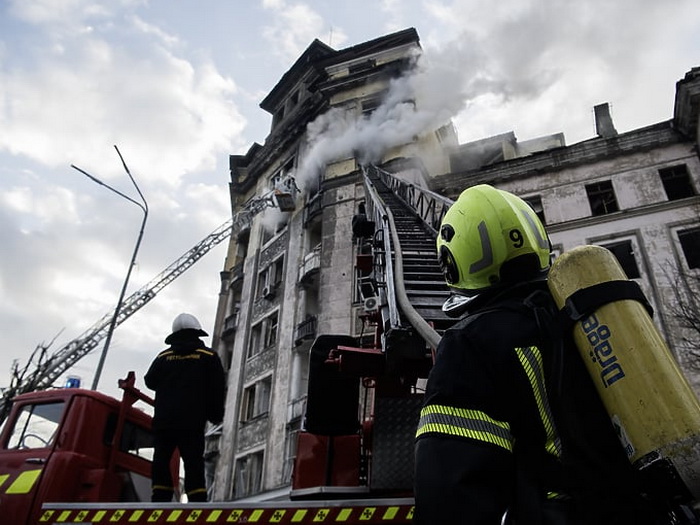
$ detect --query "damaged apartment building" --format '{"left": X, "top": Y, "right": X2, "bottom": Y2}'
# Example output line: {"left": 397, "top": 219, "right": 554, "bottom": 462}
{"left": 205, "top": 26, "right": 700, "bottom": 501}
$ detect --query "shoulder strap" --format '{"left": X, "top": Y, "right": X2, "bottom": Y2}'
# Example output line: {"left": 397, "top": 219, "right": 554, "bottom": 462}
{"left": 558, "top": 280, "right": 653, "bottom": 330}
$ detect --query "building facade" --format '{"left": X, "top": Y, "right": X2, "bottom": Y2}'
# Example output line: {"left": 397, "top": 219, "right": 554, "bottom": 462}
{"left": 208, "top": 28, "right": 452, "bottom": 501}
{"left": 433, "top": 68, "right": 700, "bottom": 387}
{"left": 208, "top": 25, "right": 700, "bottom": 501}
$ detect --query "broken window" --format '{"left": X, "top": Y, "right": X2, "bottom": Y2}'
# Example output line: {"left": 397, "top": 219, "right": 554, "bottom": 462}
{"left": 599, "top": 240, "right": 640, "bottom": 279}
{"left": 678, "top": 227, "right": 700, "bottom": 269}
{"left": 660, "top": 164, "right": 695, "bottom": 200}
{"left": 248, "top": 311, "right": 279, "bottom": 359}
{"left": 270, "top": 158, "right": 295, "bottom": 191}
{"left": 586, "top": 180, "right": 619, "bottom": 216}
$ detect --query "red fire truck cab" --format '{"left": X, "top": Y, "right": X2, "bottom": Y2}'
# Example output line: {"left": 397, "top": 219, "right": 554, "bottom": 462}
{"left": 0, "top": 373, "right": 154, "bottom": 525}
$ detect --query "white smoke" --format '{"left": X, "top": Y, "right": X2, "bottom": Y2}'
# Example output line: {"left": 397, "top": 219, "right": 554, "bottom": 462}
{"left": 292, "top": 40, "right": 490, "bottom": 192}
{"left": 289, "top": 19, "right": 588, "bottom": 195}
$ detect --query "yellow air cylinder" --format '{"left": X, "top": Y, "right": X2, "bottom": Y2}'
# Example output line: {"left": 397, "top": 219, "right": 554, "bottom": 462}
{"left": 548, "top": 244, "right": 700, "bottom": 502}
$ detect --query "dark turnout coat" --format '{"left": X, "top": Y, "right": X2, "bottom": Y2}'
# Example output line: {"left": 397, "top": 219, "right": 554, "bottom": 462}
{"left": 145, "top": 329, "right": 225, "bottom": 431}
{"left": 414, "top": 283, "right": 665, "bottom": 525}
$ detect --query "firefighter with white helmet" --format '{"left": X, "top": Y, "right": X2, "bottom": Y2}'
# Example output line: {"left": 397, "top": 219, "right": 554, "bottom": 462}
{"left": 413, "top": 185, "right": 668, "bottom": 524}
{"left": 145, "top": 313, "right": 226, "bottom": 503}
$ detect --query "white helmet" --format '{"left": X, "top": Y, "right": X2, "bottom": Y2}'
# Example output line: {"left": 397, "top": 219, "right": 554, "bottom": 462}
{"left": 165, "top": 312, "right": 208, "bottom": 343}
{"left": 172, "top": 313, "right": 205, "bottom": 333}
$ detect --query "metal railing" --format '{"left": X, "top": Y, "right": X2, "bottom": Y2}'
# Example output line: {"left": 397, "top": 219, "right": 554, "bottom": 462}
{"left": 373, "top": 165, "right": 453, "bottom": 235}
{"left": 360, "top": 164, "right": 451, "bottom": 351}
{"left": 361, "top": 167, "right": 401, "bottom": 336}
{"left": 298, "top": 244, "right": 322, "bottom": 285}
{"left": 295, "top": 315, "right": 318, "bottom": 346}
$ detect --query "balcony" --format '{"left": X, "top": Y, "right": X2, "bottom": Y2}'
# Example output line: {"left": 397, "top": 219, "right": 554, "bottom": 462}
{"left": 287, "top": 395, "right": 307, "bottom": 423}
{"left": 298, "top": 244, "right": 321, "bottom": 287}
{"left": 295, "top": 315, "right": 317, "bottom": 347}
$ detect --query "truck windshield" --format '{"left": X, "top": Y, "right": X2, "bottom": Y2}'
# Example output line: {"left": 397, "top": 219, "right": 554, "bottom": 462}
{"left": 6, "top": 401, "right": 65, "bottom": 449}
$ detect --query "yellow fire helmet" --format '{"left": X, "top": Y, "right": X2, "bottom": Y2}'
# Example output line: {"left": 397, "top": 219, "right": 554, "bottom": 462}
{"left": 437, "top": 184, "right": 551, "bottom": 296}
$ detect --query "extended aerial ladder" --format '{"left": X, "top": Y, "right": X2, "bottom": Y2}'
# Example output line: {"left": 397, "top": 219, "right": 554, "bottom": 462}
{"left": 359, "top": 163, "right": 456, "bottom": 354}
{"left": 0, "top": 185, "right": 297, "bottom": 422}
{"left": 291, "top": 163, "right": 458, "bottom": 503}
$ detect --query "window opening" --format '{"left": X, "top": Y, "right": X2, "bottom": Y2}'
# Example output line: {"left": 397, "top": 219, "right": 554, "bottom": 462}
{"left": 264, "top": 312, "right": 279, "bottom": 348}
{"left": 241, "top": 377, "right": 271, "bottom": 422}
{"left": 678, "top": 228, "right": 700, "bottom": 269}
{"left": 586, "top": 180, "right": 619, "bottom": 216}
{"left": 248, "top": 323, "right": 262, "bottom": 358}
{"left": 233, "top": 450, "right": 264, "bottom": 498}
{"left": 600, "top": 240, "right": 641, "bottom": 279}
{"left": 660, "top": 164, "right": 695, "bottom": 200}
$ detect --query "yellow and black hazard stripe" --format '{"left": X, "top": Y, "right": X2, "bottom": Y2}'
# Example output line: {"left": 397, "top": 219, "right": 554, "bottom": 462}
{"left": 0, "top": 468, "right": 42, "bottom": 495}
{"left": 415, "top": 404, "right": 513, "bottom": 451}
{"left": 514, "top": 346, "right": 561, "bottom": 458}
{"left": 415, "top": 346, "right": 562, "bottom": 460}
{"left": 39, "top": 503, "right": 415, "bottom": 524}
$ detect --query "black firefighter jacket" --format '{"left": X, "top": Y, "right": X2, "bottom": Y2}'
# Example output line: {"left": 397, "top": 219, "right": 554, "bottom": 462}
{"left": 145, "top": 331, "right": 226, "bottom": 431}
{"left": 414, "top": 283, "right": 663, "bottom": 525}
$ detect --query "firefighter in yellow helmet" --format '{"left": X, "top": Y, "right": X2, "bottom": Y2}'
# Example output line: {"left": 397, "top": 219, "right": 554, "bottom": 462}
{"left": 413, "top": 185, "right": 667, "bottom": 524}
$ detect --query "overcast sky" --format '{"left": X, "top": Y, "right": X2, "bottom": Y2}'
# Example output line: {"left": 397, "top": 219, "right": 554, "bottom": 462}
{"left": 1, "top": 0, "right": 699, "bottom": 401}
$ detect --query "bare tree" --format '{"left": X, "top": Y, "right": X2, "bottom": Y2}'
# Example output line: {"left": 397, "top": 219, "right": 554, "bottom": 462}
{"left": 668, "top": 268, "right": 700, "bottom": 370}
{"left": 0, "top": 332, "right": 62, "bottom": 425}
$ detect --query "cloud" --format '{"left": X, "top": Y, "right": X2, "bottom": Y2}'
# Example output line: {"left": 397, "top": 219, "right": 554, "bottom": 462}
{"left": 8, "top": 0, "right": 112, "bottom": 29}
{"left": 0, "top": 1, "right": 243, "bottom": 394}
{"left": 0, "top": 5, "right": 247, "bottom": 187}
{"left": 414, "top": 0, "right": 700, "bottom": 143}
{"left": 262, "top": 0, "right": 347, "bottom": 63}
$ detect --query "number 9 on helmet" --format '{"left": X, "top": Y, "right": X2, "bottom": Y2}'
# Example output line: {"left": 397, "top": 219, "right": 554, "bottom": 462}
{"left": 437, "top": 184, "right": 551, "bottom": 296}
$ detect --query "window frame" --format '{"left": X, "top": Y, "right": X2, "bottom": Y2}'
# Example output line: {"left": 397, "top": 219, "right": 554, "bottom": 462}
{"left": 233, "top": 449, "right": 264, "bottom": 498}
{"left": 676, "top": 227, "right": 700, "bottom": 270}
{"left": 599, "top": 239, "right": 641, "bottom": 279}
{"left": 263, "top": 312, "right": 279, "bottom": 348}
{"left": 659, "top": 164, "right": 695, "bottom": 201}
{"left": 247, "top": 323, "right": 262, "bottom": 359}
{"left": 240, "top": 376, "right": 272, "bottom": 422}
{"left": 5, "top": 401, "right": 65, "bottom": 450}
{"left": 585, "top": 180, "right": 619, "bottom": 216}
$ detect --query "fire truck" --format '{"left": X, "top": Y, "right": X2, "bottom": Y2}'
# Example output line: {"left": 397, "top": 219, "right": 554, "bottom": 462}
{"left": 0, "top": 368, "right": 418, "bottom": 524}
{"left": 0, "top": 166, "right": 447, "bottom": 524}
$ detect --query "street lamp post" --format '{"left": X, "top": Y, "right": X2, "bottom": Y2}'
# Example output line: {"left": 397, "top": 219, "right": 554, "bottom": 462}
{"left": 72, "top": 145, "right": 149, "bottom": 390}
